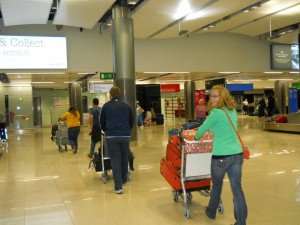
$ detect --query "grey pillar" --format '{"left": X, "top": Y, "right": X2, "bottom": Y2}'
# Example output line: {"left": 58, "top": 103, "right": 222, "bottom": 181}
{"left": 184, "top": 81, "right": 195, "bottom": 121}
{"left": 274, "top": 80, "right": 289, "bottom": 114}
{"left": 112, "top": 5, "right": 137, "bottom": 141}
{"left": 69, "top": 83, "right": 83, "bottom": 124}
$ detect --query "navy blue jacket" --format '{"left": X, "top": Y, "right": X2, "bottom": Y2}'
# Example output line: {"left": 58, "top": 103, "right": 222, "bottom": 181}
{"left": 100, "top": 98, "right": 134, "bottom": 137}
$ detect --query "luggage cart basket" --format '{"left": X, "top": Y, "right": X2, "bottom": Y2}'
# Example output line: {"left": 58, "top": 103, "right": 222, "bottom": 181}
{"left": 55, "top": 121, "right": 69, "bottom": 151}
{"left": 100, "top": 131, "right": 111, "bottom": 184}
{"left": 175, "top": 137, "right": 224, "bottom": 219}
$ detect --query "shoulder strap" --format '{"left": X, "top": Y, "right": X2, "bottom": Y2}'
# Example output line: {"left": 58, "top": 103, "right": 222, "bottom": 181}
{"left": 220, "top": 108, "right": 245, "bottom": 148}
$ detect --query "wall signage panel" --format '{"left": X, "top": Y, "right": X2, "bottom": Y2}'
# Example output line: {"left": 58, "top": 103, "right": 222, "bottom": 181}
{"left": 161, "top": 84, "right": 180, "bottom": 93}
{"left": 0, "top": 35, "right": 67, "bottom": 69}
{"left": 89, "top": 84, "right": 113, "bottom": 93}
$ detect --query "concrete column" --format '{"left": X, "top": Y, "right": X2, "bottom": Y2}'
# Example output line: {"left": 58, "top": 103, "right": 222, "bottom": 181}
{"left": 274, "top": 80, "right": 289, "bottom": 114}
{"left": 184, "top": 81, "right": 195, "bottom": 121}
{"left": 69, "top": 83, "right": 83, "bottom": 124}
{"left": 112, "top": 5, "right": 137, "bottom": 141}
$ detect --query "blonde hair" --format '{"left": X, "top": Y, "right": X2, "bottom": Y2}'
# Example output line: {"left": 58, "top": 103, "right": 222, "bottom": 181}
{"left": 207, "top": 85, "right": 236, "bottom": 111}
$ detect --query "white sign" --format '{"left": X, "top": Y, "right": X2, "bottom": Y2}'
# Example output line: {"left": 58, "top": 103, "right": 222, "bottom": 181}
{"left": 89, "top": 84, "right": 113, "bottom": 93}
{"left": 0, "top": 35, "right": 67, "bottom": 69}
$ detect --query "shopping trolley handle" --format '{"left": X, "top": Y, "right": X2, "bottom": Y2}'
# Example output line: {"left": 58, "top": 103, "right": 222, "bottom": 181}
{"left": 184, "top": 138, "right": 212, "bottom": 144}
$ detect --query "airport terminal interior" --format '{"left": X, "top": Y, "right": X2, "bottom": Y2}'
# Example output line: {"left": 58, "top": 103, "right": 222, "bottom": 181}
{"left": 0, "top": 115, "right": 299, "bottom": 225}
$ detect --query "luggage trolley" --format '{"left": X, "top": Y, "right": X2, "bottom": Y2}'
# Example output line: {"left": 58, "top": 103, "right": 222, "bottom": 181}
{"left": 52, "top": 121, "right": 69, "bottom": 151}
{"left": 99, "top": 131, "right": 112, "bottom": 183}
{"left": 89, "top": 131, "right": 134, "bottom": 184}
{"left": 0, "top": 122, "right": 8, "bottom": 154}
{"left": 173, "top": 134, "right": 223, "bottom": 219}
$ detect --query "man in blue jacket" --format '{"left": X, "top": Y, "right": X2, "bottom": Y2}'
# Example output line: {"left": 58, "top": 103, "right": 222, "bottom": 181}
{"left": 100, "top": 86, "right": 134, "bottom": 194}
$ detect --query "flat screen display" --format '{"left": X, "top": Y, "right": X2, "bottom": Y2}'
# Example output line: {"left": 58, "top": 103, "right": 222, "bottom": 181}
{"left": 226, "top": 84, "right": 253, "bottom": 91}
{"left": 270, "top": 44, "right": 299, "bottom": 70}
{"left": 0, "top": 35, "right": 67, "bottom": 69}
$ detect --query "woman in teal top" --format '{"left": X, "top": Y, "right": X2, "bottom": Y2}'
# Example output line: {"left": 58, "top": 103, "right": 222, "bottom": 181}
{"left": 194, "top": 85, "right": 247, "bottom": 225}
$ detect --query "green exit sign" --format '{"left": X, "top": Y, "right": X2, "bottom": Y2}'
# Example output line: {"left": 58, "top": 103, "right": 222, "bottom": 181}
{"left": 100, "top": 73, "right": 114, "bottom": 80}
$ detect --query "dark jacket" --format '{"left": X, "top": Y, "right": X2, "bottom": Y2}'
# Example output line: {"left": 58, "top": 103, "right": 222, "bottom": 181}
{"left": 100, "top": 98, "right": 134, "bottom": 137}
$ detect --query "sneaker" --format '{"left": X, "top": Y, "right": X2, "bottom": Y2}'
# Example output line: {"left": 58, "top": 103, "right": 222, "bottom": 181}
{"left": 73, "top": 147, "right": 77, "bottom": 154}
{"left": 87, "top": 153, "right": 93, "bottom": 158}
{"left": 113, "top": 188, "right": 123, "bottom": 194}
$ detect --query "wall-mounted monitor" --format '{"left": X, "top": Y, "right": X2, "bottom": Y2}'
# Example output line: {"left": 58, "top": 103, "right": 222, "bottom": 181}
{"left": 226, "top": 84, "right": 253, "bottom": 91}
{"left": 270, "top": 44, "right": 299, "bottom": 70}
{"left": 0, "top": 35, "right": 67, "bottom": 69}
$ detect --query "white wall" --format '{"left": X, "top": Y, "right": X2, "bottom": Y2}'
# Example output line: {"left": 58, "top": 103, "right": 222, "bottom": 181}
{"left": 0, "top": 24, "right": 271, "bottom": 73}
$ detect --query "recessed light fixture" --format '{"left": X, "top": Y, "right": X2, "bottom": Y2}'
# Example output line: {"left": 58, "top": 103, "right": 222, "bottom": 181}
{"left": 267, "top": 79, "right": 293, "bottom": 81}
{"left": 143, "top": 72, "right": 190, "bottom": 74}
{"left": 264, "top": 72, "right": 283, "bottom": 74}
{"left": 219, "top": 72, "right": 240, "bottom": 74}
{"left": 233, "top": 79, "right": 261, "bottom": 82}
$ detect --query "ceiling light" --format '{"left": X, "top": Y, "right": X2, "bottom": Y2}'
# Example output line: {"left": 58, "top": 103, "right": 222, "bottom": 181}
{"left": 264, "top": 72, "right": 283, "bottom": 74}
{"left": 233, "top": 79, "right": 262, "bottom": 82}
{"left": 219, "top": 72, "right": 240, "bottom": 74}
{"left": 128, "top": 0, "right": 138, "bottom": 5}
{"left": 268, "top": 79, "right": 293, "bottom": 81}
{"left": 143, "top": 72, "right": 190, "bottom": 74}
{"left": 11, "top": 82, "right": 55, "bottom": 84}
{"left": 289, "top": 72, "right": 299, "bottom": 74}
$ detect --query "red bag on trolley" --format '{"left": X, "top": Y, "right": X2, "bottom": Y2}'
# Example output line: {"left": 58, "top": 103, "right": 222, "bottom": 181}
{"left": 184, "top": 131, "right": 213, "bottom": 154}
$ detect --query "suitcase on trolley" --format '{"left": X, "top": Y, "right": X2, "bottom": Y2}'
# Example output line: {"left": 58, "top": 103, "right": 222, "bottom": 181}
{"left": 160, "top": 157, "right": 211, "bottom": 191}
{"left": 166, "top": 135, "right": 182, "bottom": 170}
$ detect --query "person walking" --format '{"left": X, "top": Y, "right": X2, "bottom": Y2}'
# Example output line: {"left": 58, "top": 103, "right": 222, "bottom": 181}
{"left": 136, "top": 103, "right": 144, "bottom": 127}
{"left": 100, "top": 86, "right": 134, "bottom": 194}
{"left": 194, "top": 85, "right": 247, "bottom": 225}
{"left": 87, "top": 98, "right": 102, "bottom": 158}
{"left": 60, "top": 106, "right": 81, "bottom": 153}
{"left": 242, "top": 98, "right": 248, "bottom": 115}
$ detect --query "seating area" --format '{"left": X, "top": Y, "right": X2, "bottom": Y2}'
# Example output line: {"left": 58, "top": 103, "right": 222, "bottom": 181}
{"left": 263, "top": 112, "right": 300, "bottom": 133}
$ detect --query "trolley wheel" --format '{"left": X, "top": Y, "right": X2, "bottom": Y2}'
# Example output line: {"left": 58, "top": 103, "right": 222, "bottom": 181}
{"left": 184, "top": 207, "right": 190, "bottom": 219}
{"left": 64, "top": 145, "right": 67, "bottom": 151}
{"left": 186, "top": 192, "right": 193, "bottom": 201}
{"left": 217, "top": 200, "right": 224, "bottom": 214}
{"left": 172, "top": 190, "right": 179, "bottom": 202}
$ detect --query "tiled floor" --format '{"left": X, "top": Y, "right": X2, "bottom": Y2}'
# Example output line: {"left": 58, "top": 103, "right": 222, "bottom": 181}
{"left": 0, "top": 115, "right": 299, "bottom": 225}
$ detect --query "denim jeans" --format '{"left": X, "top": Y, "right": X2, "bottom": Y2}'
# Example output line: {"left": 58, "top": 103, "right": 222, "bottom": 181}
{"left": 89, "top": 140, "right": 97, "bottom": 156}
{"left": 68, "top": 126, "right": 80, "bottom": 149}
{"left": 106, "top": 137, "right": 130, "bottom": 190}
{"left": 206, "top": 153, "right": 247, "bottom": 225}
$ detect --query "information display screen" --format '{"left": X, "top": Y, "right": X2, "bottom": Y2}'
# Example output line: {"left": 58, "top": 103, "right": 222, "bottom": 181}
{"left": 270, "top": 44, "right": 299, "bottom": 70}
{"left": 0, "top": 35, "right": 67, "bottom": 69}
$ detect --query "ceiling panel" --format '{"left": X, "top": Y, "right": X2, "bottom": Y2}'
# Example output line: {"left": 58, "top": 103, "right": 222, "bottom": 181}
{"left": 152, "top": 0, "right": 259, "bottom": 39}
{"left": 53, "top": 0, "right": 115, "bottom": 29}
{"left": 0, "top": 0, "right": 52, "bottom": 26}
{"left": 228, "top": 1, "right": 300, "bottom": 37}
{"left": 132, "top": 0, "right": 213, "bottom": 38}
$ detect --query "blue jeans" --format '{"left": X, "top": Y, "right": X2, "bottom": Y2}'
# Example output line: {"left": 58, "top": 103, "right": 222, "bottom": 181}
{"left": 206, "top": 153, "right": 247, "bottom": 225}
{"left": 106, "top": 137, "right": 130, "bottom": 190}
{"left": 89, "top": 141, "right": 97, "bottom": 156}
{"left": 68, "top": 126, "right": 80, "bottom": 149}
{"left": 137, "top": 114, "right": 143, "bottom": 126}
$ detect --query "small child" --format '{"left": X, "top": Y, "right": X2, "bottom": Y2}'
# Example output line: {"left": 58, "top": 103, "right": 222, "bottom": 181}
{"left": 144, "top": 111, "right": 152, "bottom": 126}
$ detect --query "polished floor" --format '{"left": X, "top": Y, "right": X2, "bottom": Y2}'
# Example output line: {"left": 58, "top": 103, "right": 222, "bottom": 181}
{"left": 0, "top": 115, "right": 299, "bottom": 225}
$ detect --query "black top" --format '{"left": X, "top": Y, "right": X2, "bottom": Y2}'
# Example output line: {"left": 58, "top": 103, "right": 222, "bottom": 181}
{"left": 100, "top": 98, "right": 134, "bottom": 137}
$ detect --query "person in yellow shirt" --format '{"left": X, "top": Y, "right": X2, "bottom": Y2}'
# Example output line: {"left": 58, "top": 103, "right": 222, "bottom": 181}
{"left": 60, "top": 106, "right": 81, "bottom": 153}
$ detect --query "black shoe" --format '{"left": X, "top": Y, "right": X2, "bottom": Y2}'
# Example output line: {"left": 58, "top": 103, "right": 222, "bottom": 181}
{"left": 73, "top": 147, "right": 77, "bottom": 154}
